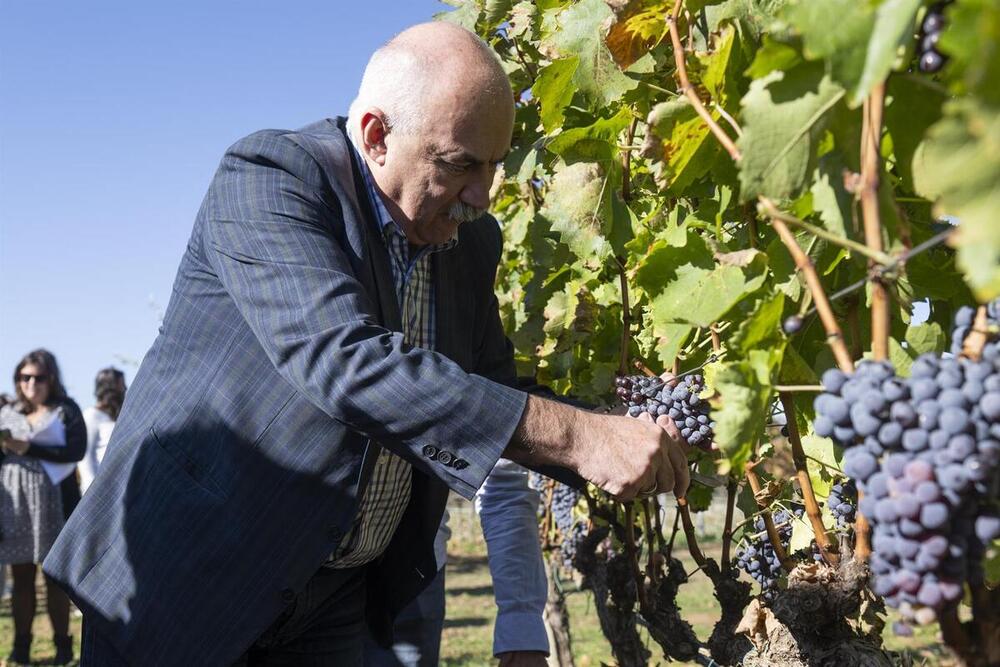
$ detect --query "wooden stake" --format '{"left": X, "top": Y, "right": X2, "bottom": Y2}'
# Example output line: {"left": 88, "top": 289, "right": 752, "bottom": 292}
{"left": 744, "top": 462, "right": 795, "bottom": 572}
{"left": 769, "top": 216, "right": 855, "bottom": 372}
{"left": 860, "top": 83, "right": 890, "bottom": 361}
{"left": 780, "top": 392, "right": 839, "bottom": 566}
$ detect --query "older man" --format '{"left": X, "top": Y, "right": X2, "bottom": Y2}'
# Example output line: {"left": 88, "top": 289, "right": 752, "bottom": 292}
{"left": 44, "top": 21, "right": 689, "bottom": 666}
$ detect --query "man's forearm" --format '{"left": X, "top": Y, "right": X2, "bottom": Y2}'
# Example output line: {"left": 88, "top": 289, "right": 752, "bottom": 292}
{"left": 503, "top": 394, "right": 581, "bottom": 470}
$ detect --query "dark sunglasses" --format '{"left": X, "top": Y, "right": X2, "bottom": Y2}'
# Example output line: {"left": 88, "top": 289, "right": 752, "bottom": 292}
{"left": 17, "top": 373, "right": 48, "bottom": 383}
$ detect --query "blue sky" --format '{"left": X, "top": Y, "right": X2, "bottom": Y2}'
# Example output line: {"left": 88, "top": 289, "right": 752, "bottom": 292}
{"left": 1, "top": 0, "right": 448, "bottom": 404}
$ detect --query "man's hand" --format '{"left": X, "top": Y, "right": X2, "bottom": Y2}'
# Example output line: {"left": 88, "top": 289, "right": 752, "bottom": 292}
{"left": 504, "top": 394, "right": 690, "bottom": 502}
{"left": 498, "top": 651, "right": 548, "bottom": 667}
{"left": 636, "top": 411, "right": 690, "bottom": 499}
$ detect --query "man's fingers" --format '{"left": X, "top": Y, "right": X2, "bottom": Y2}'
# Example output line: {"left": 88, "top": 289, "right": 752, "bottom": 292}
{"left": 655, "top": 414, "right": 682, "bottom": 442}
{"left": 666, "top": 442, "right": 690, "bottom": 497}
{"left": 637, "top": 411, "right": 654, "bottom": 423}
{"left": 658, "top": 371, "right": 678, "bottom": 388}
{"left": 655, "top": 460, "right": 675, "bottom": 500}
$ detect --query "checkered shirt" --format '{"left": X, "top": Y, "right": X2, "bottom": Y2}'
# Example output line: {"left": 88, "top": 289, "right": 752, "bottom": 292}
{"left": 329, "top": 136, "right": 458, "bottom": 568}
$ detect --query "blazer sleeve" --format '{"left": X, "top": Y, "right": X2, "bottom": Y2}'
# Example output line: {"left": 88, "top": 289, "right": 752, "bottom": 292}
{"left": 200, "top": 130, "right": 527, "bottom": 499}
{"left": 27, "top": 400, "right": 87, "bottom": 464}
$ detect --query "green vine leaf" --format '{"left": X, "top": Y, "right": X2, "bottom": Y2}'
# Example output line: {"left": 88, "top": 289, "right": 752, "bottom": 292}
{"left": 784, "top": 0, "right": 921, "bottom": 105}
{"left": 731, "top": 292, "right": 786, "bottom": 356}
{"left": 533, "top": 57, "right": 580, "bottom": 134}
{"left": 737, "top": 62, "right": 845, "bottom": 201}
{"left": 913, "top": 100, "right": 1000, "bottom": 300}
{"left": 546, "top": 107, "right": 631, "bottom": 164}
{"left": 712, "top": 348, "right": 784, "bottom": 475}
{"left": 540, "top": 0, "right": 639, "bottom": 107}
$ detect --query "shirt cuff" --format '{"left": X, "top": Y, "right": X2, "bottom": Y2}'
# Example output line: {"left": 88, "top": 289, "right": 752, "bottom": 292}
{"left": 493, "top": 610, "right": 550, "bottom": 657}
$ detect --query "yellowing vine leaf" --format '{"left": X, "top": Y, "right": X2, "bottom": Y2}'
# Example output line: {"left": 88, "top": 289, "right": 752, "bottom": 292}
{"left": 541, "top": 161, "right": 632, "bottom": 261}
{"left": 604, "top": 0, "right": 671, "bottom": 70}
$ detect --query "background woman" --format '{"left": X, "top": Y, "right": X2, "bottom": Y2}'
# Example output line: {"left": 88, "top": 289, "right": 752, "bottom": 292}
{"left": 0, "top": 349, "right": 86, "bottom": 665}
{"left": 78, "top": 367, "right": 126, "bottom": 494}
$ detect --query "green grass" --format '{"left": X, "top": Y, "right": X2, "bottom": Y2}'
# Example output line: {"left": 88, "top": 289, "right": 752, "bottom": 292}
{"left": 0, "top": 569, "right": 82, "bottom": 665}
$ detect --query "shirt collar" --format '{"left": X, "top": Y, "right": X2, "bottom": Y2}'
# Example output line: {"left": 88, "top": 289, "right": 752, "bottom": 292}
{"left": 347, "top": 130, "right": 459, "bottom": 253}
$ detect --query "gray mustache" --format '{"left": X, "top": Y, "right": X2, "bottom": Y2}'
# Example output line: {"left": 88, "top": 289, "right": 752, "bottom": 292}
{"left": 449, "top": 201, "right": 485, "bottom": 223}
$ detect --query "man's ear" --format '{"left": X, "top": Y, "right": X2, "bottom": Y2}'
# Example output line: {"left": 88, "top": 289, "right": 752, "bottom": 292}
{"left": 359, "top": 109, "right": 389, "bottom": 166}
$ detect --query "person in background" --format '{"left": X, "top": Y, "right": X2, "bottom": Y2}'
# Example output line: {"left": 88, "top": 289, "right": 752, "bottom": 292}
{"left": 0, "top": 392, "right": 12, "bottom": 606}
{"left": 364, "top": 458, "right": 547, "bottom": 666}
{"left": 79, "top": 367, "right": 127, "bottom": 495}
{"left": 0, "top": 349, "right": 86, "bottom": 665}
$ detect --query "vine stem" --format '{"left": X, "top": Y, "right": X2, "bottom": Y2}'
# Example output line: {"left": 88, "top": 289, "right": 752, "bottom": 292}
{"left": 641, "top": 499, "right": 659, "bottom": 581}
{"left": 860, "top": 83, "right": 890, "bottom": 360}
{"left": 847, "top": 296, "right": 864, "bottom": 361}
{"left": 508, "top": 33, "right": 537, "bottom": 84}
{"left": 666, "top": 0, "right": 742, "bottom": 162}
{"left": 721, "top": 477, "right": 738, "bottom": 574}
{"left": 767, "top": 213, "right": 855, "bottom": 373}
{"left": 773, "top": 384, "right": 825, "bottom": 392}
{"left": 666, "top": 509, "right": 682, "bottom": 561}
{"left": 780, "top": 392, "right": 838, "bottom": 566}
{"left": 616, "top": 118, "right": 639, "bottom": 377}
{"left": 618, "top": 258, "right": 632, "bottom": 376}
{"left": 677, "top": 497, "right": 707, "bottom": 568}
{"left": 542, "top": 480, "right": 556, "bottom": 548}
{"left": 621, "top": 117, "right": 639, "bottom": 202}
{"left": 652, "top": 495, "right": 666, "bottom": 552}
{"left": 763, "top": 204, "right": 894, "bottom": 266}
{"left": 624, "top": 503, "right": 649, "bottom": 610}
{"left": 744, "top": 462, "right": 795, "bottom": 571}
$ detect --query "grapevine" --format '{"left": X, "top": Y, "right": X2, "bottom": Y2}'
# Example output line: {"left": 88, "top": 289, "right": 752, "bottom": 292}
{"left": 453, "top": 0, "right": 1000, "bottom": 664}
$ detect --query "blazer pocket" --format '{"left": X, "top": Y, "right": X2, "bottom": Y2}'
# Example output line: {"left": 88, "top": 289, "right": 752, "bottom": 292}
{"left": 149, "top": 426, "right": 227, "bottom": 500}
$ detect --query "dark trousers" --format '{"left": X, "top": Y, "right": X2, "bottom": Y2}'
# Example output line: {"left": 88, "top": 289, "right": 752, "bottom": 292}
{"left": 363, "top": 566, "right": 446, "bottom": 667}
{"left": 81, "top": 565, "right": 367, "bottom": 666}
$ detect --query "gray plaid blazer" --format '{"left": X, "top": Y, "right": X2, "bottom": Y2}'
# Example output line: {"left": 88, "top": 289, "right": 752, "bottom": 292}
{"left": 43, "top": 118, "right": 528, "bottom": 666}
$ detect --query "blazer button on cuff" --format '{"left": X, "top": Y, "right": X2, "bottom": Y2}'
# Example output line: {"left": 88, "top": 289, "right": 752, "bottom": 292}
{"left": 453, "top": 459, "right": 468, "bottom": 471}
{"left": 280, "top": 588, "right": 295, "bottom": 602}
{"left": 437, "top": 451, "right": 454, "bottom": 466}
{"left": 422, "top": 445, "right": 438, "bottom": 459}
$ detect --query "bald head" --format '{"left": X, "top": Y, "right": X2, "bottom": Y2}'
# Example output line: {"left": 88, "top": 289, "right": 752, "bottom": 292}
{"left": 348, "top": 22, "right": 513, "bottom": 135}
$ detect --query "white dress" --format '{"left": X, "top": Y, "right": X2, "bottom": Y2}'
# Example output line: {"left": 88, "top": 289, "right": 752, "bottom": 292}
{"left": 79, "top": 407, "right": 115, "bottom": 494}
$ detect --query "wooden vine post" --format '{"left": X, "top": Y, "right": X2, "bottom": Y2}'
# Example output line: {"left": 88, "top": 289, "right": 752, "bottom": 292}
{"left": 859, "top": 83, "right": 890, "bottom": 362}
{"left": 780, "top": 392, "right": 839, "bottom": 565}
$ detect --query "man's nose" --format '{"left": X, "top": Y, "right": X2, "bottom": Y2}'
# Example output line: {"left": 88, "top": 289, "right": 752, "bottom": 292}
{"left": 460, "top": 165, "right": 495, "bottom": 210}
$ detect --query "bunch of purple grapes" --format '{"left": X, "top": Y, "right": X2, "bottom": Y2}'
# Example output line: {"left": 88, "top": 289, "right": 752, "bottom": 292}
{"left": 917, "top": 2, "right": 951, "bottom": 74}
{"left": 813, "top": 324, "right": 1000, "bottom": 627}
{"left": 828, "top": 479, "right": 857, "bottom": 528}
{"left": 551, "top": 481, "right": 586, "bottom": 565}
{"left": 735, "top": 505, "right": 803, "bottom": 601}
{"left": 615, "top": 373, "right": 714, "bottom": 450}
